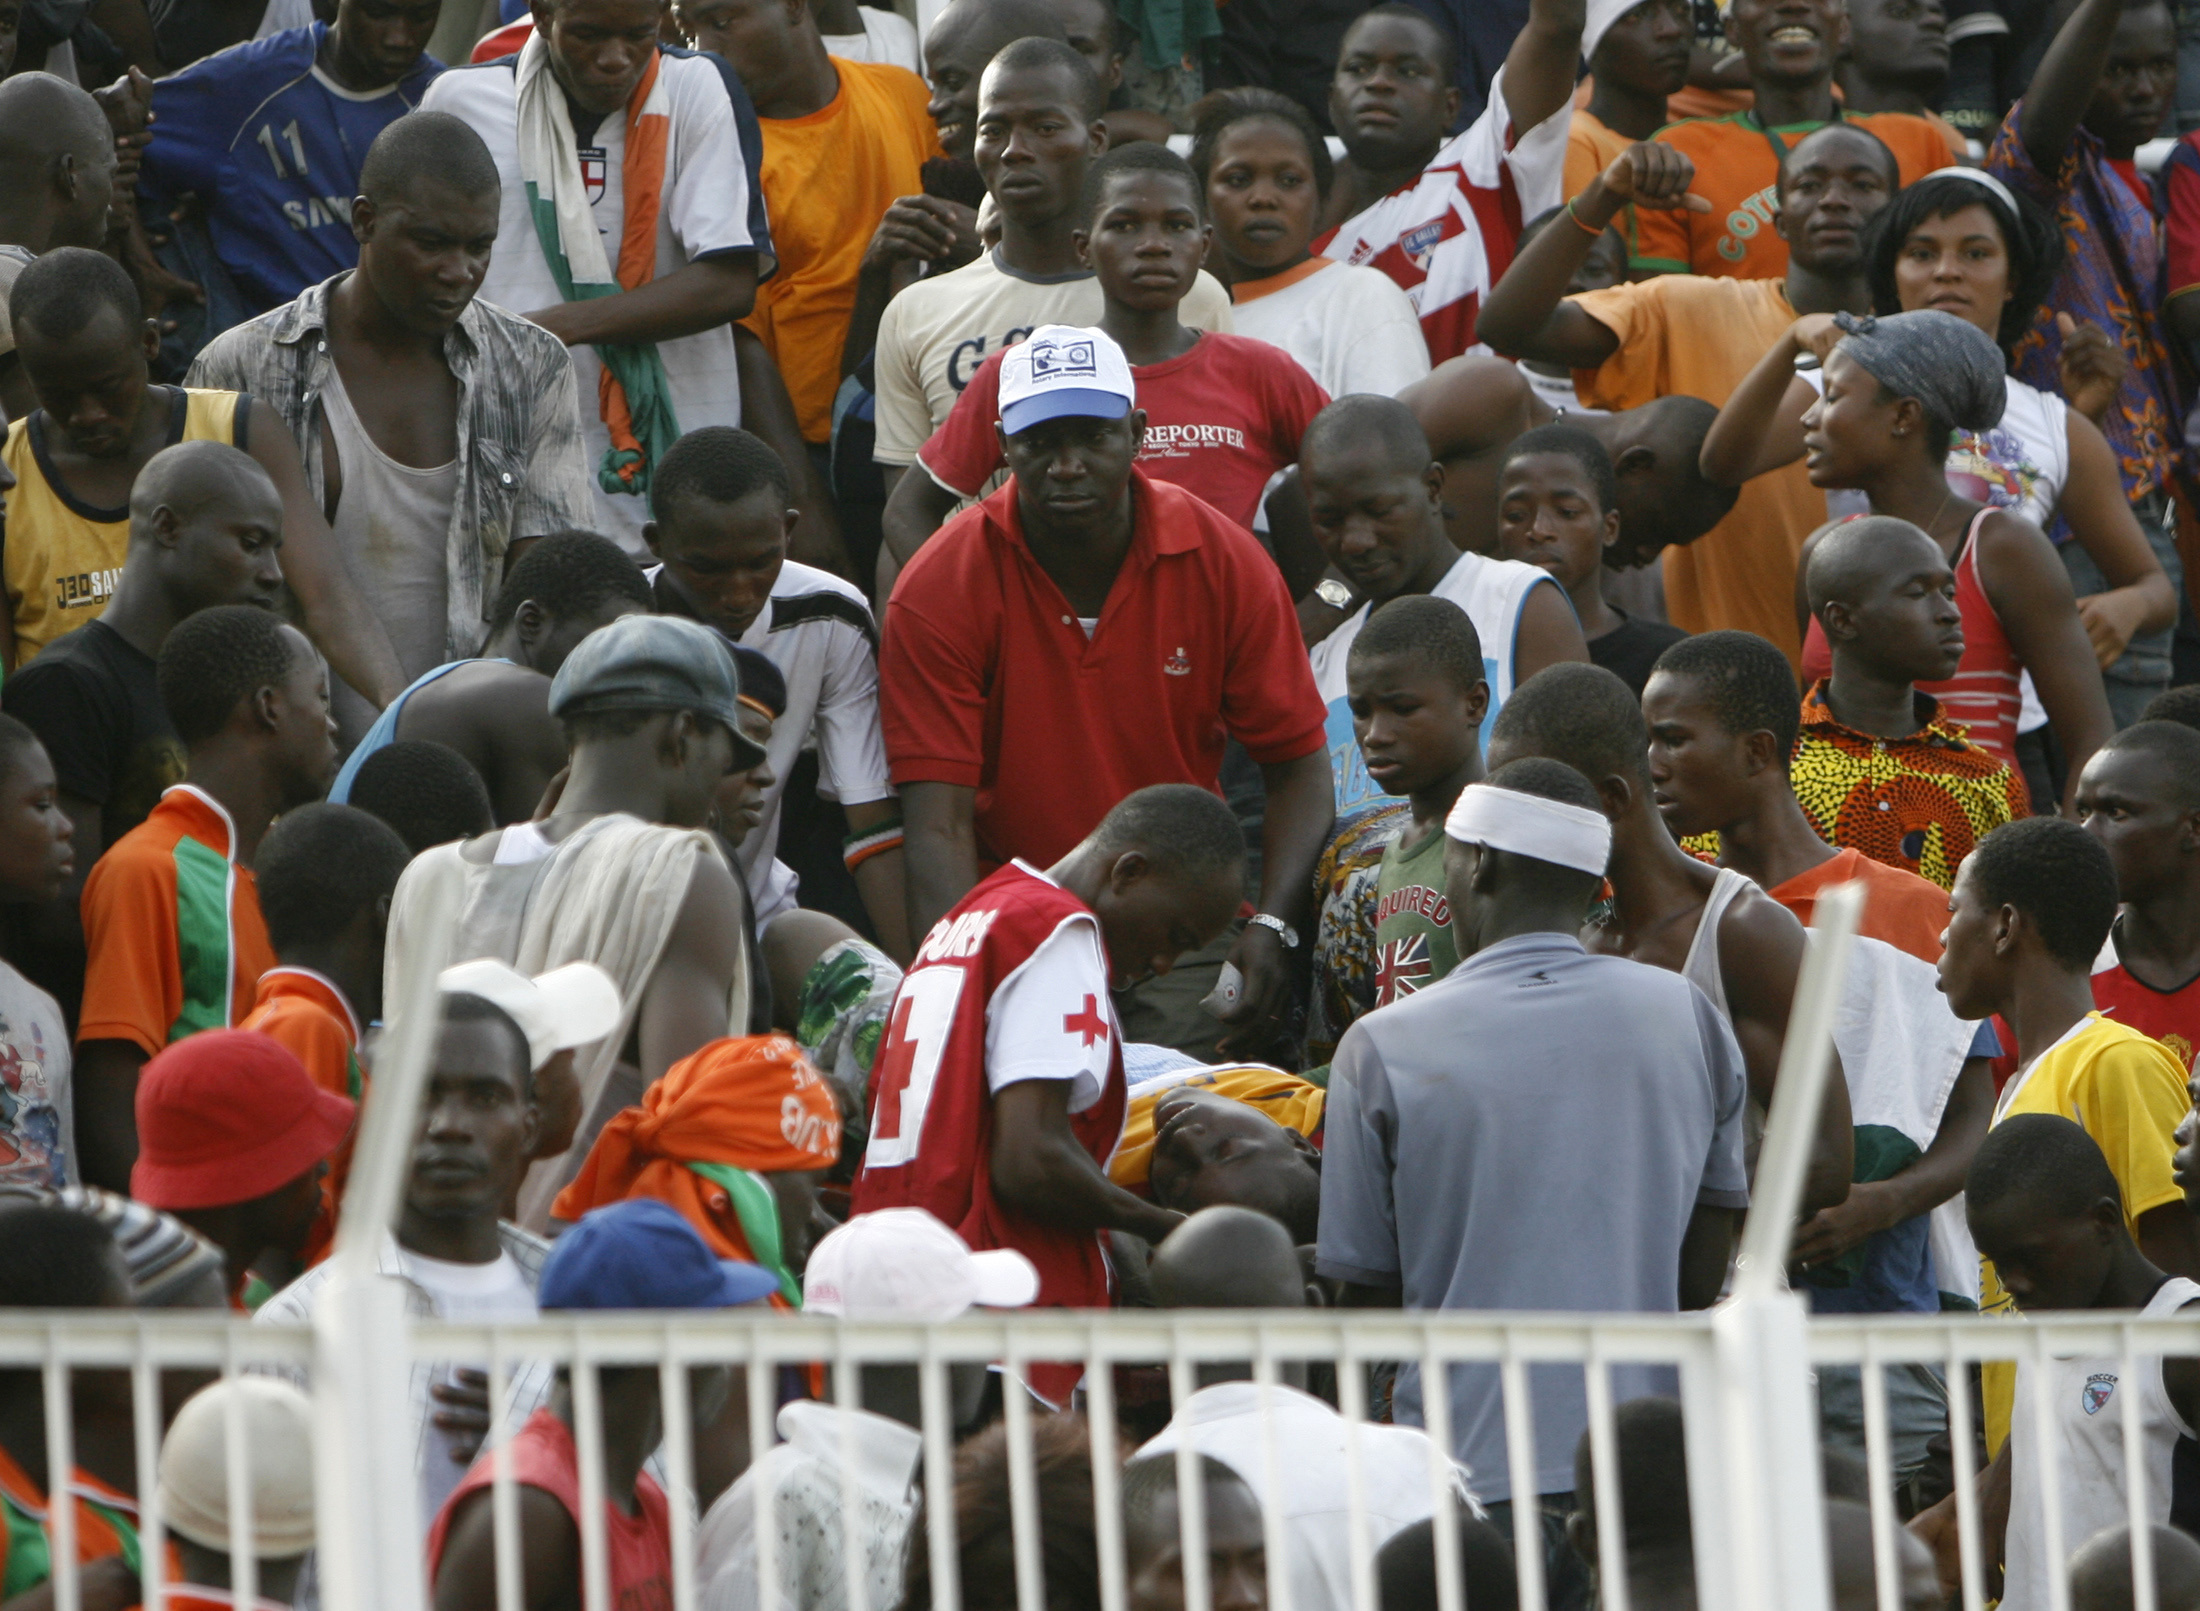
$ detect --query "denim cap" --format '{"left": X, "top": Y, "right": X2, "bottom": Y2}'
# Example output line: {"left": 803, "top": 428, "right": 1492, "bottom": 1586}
{"left": 538, "top": 1199, "right": 781, "bottom": 1310}
{"left": 548, "top": 613, "right": 767, "bottom": 768}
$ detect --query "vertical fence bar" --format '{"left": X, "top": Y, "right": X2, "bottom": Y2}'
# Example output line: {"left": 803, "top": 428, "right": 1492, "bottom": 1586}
{"left": 223, "top": 1334, "right": 259, "bottom": 1611}
{"left": 1945, "top": 1339, "right": 1986, "bottom": 1611}
{"left": 2120, "top": 1327, "right": 2158, "bottom": 1611}
{"left": 1499, "top": 1340, "right": 1547, "bottom": 1611}
{"left": 749, "top": 1338, "right": 781, "bottom": 1611}
{"left": 1585, "top": 1345, "right": 1631, "bottom": 1611}
{"left": 917, "top": 1340, "right": 962, "bottom": 1611}
{"left": 1332, "top": 1327, "right": 1376, "bottom": 1611}
{"left": 834, "top": 1326, "right": 871, "bottom": 1611}
{"left": 1415, "top": 1325, "right": 1462, "bottom": 1611}
{"left": 659, "top": 1332, "right": 699, "bottom": 1611}
{"left": 570, "top": 1349, "right": 612, "bottom": 1611}
{"left": 43, "top": 1333, "right": 79, "bottom": 1611}
{"left": 1000, "top": 1339, "right": 1044, "bottom": 1611}
{"left": 129, "top": 1344, "right": 164, "bottom": 1611}
{"left": 1166, "top": 1333, "right": 1213, "bottom": 1611}
{"left": 489, "top": 1339, "right": 524, "bottom": 1611}
{"left": 2031, "top": 1327, "right": 2070, "bottom": 1611}
{"left": 1248, "top": 1338, "right": 1292, "bottom": 1611}
{"left": 1084, "top": 1327, "right": 1127, "bottom": 1611}
{"left": 1857, "top": 1337, "right": 1900, "bottom": 1611}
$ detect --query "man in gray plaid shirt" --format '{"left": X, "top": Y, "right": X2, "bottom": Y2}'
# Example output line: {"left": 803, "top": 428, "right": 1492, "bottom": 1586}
{"left": 190, "top": 111, "right": 594, "bottom": 746}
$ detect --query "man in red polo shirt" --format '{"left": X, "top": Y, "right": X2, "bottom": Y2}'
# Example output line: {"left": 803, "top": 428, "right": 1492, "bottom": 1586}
{"left": 880, "top": 326, "right": 1332, "bottom": 1060}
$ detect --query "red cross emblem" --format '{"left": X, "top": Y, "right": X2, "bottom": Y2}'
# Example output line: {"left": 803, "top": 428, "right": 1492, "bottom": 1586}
{"left": 1063, "top": 994, "right": 1109, "bottom": 1048}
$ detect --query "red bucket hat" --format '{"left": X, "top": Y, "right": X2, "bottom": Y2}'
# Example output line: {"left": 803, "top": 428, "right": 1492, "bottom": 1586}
{"left": 132, "top": 1031, "right": 357, "bottom": 1211}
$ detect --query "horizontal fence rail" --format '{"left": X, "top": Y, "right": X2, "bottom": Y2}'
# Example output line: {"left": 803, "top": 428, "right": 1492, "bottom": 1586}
{"left": 6, "top": 1306, "right": 2200, "bottom": 1611}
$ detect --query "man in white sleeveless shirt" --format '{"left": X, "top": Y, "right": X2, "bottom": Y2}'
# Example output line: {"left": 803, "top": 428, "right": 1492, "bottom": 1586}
{"left": 1300, "top": 394, "right": 1588, "bottom": 815}
{"left": 1965, "top": 1114, "right": 2200, "bottom": 1611}
{"left": 192, "top": 113, "right": 596, "bottom": 746}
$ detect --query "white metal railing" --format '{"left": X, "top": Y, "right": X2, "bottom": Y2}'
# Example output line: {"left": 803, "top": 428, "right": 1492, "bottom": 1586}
{"left": 7, "top": 1305, "right": 2200, "bottom": 1611}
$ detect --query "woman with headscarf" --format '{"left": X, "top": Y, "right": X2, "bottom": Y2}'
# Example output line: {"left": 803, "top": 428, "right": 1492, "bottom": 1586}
{"left": 551, "top": 1035, "right": 843, "bottom": 1308}
{"left": 1701, "top": 170, "right": 2173, "bottom": 803}
{"left": 1726, "top": 308, "right": 2112, "bottom": 804}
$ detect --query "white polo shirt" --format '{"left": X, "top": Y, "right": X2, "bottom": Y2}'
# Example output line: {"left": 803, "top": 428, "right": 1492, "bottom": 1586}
{"left": 422, "top": 50, "right": 776, "bottom": 550}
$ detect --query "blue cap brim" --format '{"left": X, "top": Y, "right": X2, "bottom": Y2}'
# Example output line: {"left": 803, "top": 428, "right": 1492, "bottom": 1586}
{"left": 716, "top": 1259, "right": 783, "bottom": 1307}
{"left": 1000, "top": 389, "right": 1131, "bottom": 438}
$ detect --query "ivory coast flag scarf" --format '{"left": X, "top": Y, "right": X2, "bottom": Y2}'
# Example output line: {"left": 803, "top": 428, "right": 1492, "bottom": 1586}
{"left": 515, "top": 31, "right": 680, "bottom": 498}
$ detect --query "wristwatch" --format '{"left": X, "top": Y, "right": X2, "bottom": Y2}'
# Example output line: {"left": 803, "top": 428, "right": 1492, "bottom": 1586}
{"left": 1248, "top": 912, "right": 1301, "bottom": 949}
{"left": 1313, "top": 578, "right": 1354, "bottom": 611}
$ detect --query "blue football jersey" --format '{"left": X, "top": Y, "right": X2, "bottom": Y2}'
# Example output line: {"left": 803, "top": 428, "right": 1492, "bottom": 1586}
{"left": 139, "top": 25, "right": 441, "bottom": 316}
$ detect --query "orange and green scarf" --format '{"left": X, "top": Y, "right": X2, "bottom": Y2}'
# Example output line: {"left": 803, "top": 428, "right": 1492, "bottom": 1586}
{"left": 515, "top": 31, "right": 681, "bottom": 497}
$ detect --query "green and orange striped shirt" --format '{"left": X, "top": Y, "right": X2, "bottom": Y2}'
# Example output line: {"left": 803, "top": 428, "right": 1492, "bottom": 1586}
{"left": 78, "top": 784, "right": 274, "bottom": 1056}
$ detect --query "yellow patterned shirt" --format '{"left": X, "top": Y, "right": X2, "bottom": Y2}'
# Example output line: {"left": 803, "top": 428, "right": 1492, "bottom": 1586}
{"left": 1787, "top": 680, "right": 2025, "bottom": 891}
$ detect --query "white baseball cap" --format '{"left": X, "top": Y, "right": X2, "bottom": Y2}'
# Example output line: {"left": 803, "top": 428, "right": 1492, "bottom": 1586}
{"left": 804, "top": 1209, "right": 1040, "bottom": 1321}
{"left": 998, "top": 325, "right": 1136, "bottom": 437}
{"left": 157, "top": 1378, "right": 317, "bottom": 1558}
{"left": 438, "top": 958, "right": 623, "bottom": 1071}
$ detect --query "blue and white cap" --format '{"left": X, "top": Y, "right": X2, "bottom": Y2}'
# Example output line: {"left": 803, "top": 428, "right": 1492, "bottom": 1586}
{"left": 998, "top": 324, "right": 1137, "bottom": 436}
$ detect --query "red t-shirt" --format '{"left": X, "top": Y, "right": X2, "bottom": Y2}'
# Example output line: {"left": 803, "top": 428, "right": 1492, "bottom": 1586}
{"left": 879, "top": 468, "right": 1328, "bottom": 871}
{"left": 2168, "top": 133, "right": 2200, "bottom": 300}
{"left": 2094, "top": 929, "right": 2200, "bottom": 1075}
{"left": 914, "top": 332, "right": 1330, "bottom": 530}
{"left": 430, "top": 1410, "right": 670, "bottom": 1605}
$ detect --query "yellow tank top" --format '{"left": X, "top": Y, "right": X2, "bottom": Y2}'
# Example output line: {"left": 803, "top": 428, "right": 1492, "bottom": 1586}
{"left": 2, "top": 388, "right": 244, "bottom": 666}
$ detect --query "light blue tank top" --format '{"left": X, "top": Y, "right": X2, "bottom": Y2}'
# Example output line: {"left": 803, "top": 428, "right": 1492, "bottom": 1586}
{"left": 329, "top": 658, "right": 506, "bottom": 802}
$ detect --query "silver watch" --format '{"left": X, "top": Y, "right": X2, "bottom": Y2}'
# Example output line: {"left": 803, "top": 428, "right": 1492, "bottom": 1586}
{"left": 1313, "top": 578, "right": 1353, "bottom": 611}
{"left": 1248, "top": 912, "right": 1301, "bottom": 949}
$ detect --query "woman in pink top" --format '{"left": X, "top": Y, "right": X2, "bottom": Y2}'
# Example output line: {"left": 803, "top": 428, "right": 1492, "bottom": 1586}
{"left": 1749, "top": 309, "right": 2110, "bottom": 811}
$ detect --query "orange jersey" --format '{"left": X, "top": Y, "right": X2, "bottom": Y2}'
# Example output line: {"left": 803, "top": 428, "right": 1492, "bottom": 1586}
{"left": 78, "top": 785, "right": 275, "bottom": 1056}
{"left": 1633, "top": 110, "right": 1956, "bottom": 278}
{"left": 241, "top": 966, "right": 364, "bottom": 1264}
{"left": 1569, "top": 274, "right": 1825, "bottom": 661}
{"left": 0, "top": 1445, "right": 180, "bottom": 1599}
{"left": 739, "top": 60, "right": 939, "bottom": 442}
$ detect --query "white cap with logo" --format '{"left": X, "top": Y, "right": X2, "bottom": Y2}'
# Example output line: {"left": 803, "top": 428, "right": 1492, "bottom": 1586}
{"left": 997, "top": 324, "right": 1137, "bottom": 436}
{"left": 438, "top": 958, "right": 624, "bottom": 1072}
{"left": 804, "top": 1208, "right": 1041, "bottom": 1322}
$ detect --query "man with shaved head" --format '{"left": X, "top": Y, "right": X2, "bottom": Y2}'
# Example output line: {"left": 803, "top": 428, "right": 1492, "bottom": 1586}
{"left": 1797, "top": 515, "right": 2024, "bottom": 890}
{"left": 1300, "top": 392, "right": 1587, "bottom": 813}
{"left": 2070, "top": 1525, "right": 2200, "bottom": 1611}
{"left": 134, "top": 0, "right": 444, "bottom": 360}
{"left": 1143, "top": 1206, "right": 1472, "bottom": 1611}
{"left": 0, "top": 74, "right": 116, "bottom": 422}
{"left": 194, "top": 112, "right": 594, "bottom": 746}
{"left": 2, "top": 440, "right": 285, "bottom": 1024}
{"left": 2078, "top": 721, "right": 2200, "bottom": 1074}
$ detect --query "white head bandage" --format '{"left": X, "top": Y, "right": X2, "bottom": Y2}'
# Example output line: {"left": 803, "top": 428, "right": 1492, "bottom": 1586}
{"left": 1444, "top": 784, "right": 1613, "bottom": 876}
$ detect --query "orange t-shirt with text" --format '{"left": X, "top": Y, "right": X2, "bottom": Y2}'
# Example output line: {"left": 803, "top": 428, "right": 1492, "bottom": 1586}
{"left": 1570, "top": 274, "right": 1826, "bottom": 663}
{"left": 1633, "top": 110, "right": 1957, "bottom": 278}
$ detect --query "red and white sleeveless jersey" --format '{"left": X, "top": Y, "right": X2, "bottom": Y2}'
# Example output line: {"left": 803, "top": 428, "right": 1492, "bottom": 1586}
{"left": 852, "top": 860, "right": 1128, "bottom": 1311}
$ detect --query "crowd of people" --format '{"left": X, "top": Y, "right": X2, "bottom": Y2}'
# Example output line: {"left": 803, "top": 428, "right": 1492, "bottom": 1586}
{"left": 7, "top": 0, "right": 2200, "bottom": 1598}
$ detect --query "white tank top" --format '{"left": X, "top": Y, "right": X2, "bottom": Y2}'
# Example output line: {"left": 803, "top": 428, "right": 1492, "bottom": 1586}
{"left": 322, "top": 365, "right": 459, "bottom": 746}
{"left": 1678, "top": 866, "right": 1752, "bottom": 1022}
{"left": 1309, "top": 548, "right": 1563, "bottom": 812}
{"left": 2002, "top": 1275, "right": 2200, "bottom": 1611}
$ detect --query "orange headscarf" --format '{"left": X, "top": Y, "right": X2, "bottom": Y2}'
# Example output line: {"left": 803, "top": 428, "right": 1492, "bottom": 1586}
{"left": 552, "top": 1036, "right": 840, "bottom": 1299}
